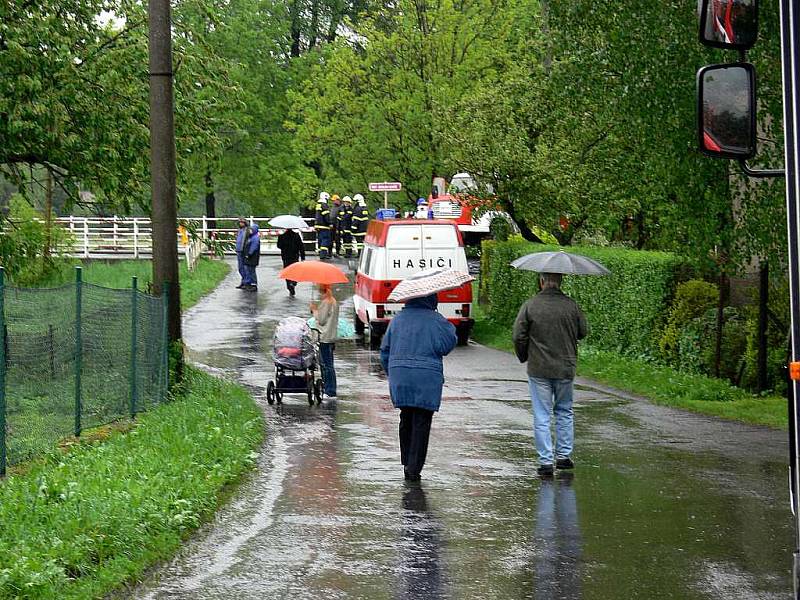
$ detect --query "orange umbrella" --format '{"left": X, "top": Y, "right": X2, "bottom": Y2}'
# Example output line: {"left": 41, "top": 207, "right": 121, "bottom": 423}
{"left": 279, "top": 260, "right": 349, "bottom": 284}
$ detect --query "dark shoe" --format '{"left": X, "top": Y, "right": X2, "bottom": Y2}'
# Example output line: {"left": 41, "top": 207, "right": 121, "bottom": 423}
{"left": 246, "top": 285, "right": 258, "bottom": 291}
{"left": 236, "top": 284, "right": 245, "bottom": 289}
{"left": 556, "top": 457, "right": 575, "bottom": 470}
{"left": 537, "top": 464, "right": 554, "bottom": 477}
{"left": 289, "top": 288, "right": 296, "bottom": 297}
{"left": 404, "top": 470, "right": 421, "bottom": 482}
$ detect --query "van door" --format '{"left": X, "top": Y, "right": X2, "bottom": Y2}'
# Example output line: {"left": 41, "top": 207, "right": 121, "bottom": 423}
{"left": 385, "top": 225, "right": 423, "bottom": 279}
{"left": 420, "top": 224, "right": 463, "bottom": 270}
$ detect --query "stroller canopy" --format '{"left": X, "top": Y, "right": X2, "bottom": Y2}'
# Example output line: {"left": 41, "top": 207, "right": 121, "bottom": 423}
{"left": 273, "top": 316, "right": 316, "bottom": 370}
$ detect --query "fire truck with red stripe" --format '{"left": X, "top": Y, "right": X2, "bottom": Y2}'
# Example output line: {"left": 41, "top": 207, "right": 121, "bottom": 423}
{"left": 353, "top": 219, "right": 474, "bottom": 349}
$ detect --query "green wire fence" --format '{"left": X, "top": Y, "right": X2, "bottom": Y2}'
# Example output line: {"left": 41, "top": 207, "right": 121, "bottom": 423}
{"left": 0, "top": 267, "right": 169, "bottom": 476}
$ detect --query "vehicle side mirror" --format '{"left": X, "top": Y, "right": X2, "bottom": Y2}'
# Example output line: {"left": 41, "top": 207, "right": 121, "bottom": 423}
{"left": 699, "top": 0, "right": 758, "bottom": 50}
{"left": 697, "top": 63, "right": 756, "bottom": 159}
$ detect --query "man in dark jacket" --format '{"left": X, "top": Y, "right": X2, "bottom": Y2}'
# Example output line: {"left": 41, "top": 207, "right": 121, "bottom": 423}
{"left": 242, "top": 223, "right": 261, "bottom": 290}
{"left": 351, "top": 194, "right": 369, "bottom": 254}
{"left": 277, "top": 228, "right": 305, "bottom": 296}
{"left": 337, "top": 196, "right": 354, "bottom": 258}
{"left": 513, "top": 273, "right": 587, "bottom": 477}
{"left": 315, "top": 192, "right": 332, "bottom": 259}
{"left": 380, "top": 293, "right": 457, "bottom": 481}
{"left": 235, "top": 218, "right": 249, "bottom": 288}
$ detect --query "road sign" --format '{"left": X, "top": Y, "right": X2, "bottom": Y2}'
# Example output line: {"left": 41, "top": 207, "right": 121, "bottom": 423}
{"left": 368, "top": 182, "right": 402, "bottom": 192}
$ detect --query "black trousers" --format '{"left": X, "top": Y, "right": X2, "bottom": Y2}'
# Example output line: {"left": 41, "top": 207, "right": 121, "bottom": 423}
{"left": 399, "top": 407, "right": 434, "bottom": 477}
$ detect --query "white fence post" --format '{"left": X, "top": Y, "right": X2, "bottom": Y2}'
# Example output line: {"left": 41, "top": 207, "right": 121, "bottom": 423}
{"left": 133, "top": 218, "right": 139, "bottom": 259}
{"left": 201, "top": 215, "right": 207, "bottom": 240}
{"left": 113, "top": 215, "right": 118, "bottom": 251}
{"left": 82, "top": 218, "right": 89, "bottom": 258}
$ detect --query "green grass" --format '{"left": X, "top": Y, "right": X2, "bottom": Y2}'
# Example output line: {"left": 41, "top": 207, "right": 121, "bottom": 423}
{"left": 33, "top": 258, "right": 230, "bottom": 310}
{"left": 0, "top": 367, "right": 264, "bottom": 600}
{"left": 472, "top": 304, "right": 788, "bottom": 429}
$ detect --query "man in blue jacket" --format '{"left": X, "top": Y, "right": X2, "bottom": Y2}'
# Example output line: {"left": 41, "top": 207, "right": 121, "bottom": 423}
{"left": 380, "top": 293, "right": 457, "bottom": 481}
{"left": 242, "top": 223, "right": 261, "bottom": 291}
{"left": 235, "top": 218, "right": 249, "bottom": 288}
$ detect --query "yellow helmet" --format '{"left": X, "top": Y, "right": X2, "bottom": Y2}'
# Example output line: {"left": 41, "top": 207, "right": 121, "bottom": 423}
{"left": 331, "top": 194, "right": 341, "bottom": 202}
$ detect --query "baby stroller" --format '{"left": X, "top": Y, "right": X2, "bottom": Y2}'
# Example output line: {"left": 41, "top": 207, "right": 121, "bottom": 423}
{"left": 268, "top": 316, "right": 323, "bottom": 406}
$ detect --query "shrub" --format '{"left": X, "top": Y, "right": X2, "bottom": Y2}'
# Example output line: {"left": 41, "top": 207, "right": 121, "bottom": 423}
{"left": 659, "top": 279, "right": 718, "bottom": 364}
{"left": 0, "top": 196, "right": 75, "bottom": 286}
{"left": 676, "top": 306, "right": 748, "bottom": 383}
{"left": 480, "top": 238, "right": 686, "bottom": 357}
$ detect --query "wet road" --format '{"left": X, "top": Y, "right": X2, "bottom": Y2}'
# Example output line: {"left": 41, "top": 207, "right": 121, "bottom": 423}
{"left": 131, "top": 257, "right": 794, "bottom": 599}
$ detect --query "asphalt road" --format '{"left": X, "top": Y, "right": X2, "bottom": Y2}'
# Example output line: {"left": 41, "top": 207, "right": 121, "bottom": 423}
{"left": 129, "top": 257, "right": 794, "bottom": 600}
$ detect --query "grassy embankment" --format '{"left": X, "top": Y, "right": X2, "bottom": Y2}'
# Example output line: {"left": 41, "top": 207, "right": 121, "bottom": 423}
{"left": 0, "top": 257, "right": 265, "bottom": 598}
{"left": 35, "top": 257, "right": 230, "bottom": 310}
{"left": 0, "top": 367, "right": 263, "bottom": 599}
{"left": 472, "top": 300, "right": 788, "bottom": 430}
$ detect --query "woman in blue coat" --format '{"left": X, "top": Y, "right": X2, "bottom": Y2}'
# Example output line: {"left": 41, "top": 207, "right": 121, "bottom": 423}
{"left": 242, "top": 223, "right": 261, "bottom": 290}
{"left": 380, "top": 293, "right": 457, "bottom": 481}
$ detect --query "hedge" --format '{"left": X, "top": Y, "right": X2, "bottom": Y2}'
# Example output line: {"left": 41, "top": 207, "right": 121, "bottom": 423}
{"left": 480, "top": 239, "right": 687, "bottom": 358}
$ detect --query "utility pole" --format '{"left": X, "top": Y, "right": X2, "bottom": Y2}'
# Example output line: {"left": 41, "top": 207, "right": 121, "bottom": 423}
{"left": 148, "top": 0, "right": 182, "bottom": 363}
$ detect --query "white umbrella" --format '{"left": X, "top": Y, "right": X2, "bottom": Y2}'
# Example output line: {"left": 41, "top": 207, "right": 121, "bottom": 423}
{"left": 388, "top": 268, "right": 474, "bottom": 302}
{"left": 511, "top": 251, "right": 611, "bottom": 275}
{"left": 268, "top": 215, "right": 309, "bottom": 229}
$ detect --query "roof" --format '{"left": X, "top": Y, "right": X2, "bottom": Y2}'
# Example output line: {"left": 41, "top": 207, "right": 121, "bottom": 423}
{"left": 364, "top": 219, "right": 464, "bottom": 247}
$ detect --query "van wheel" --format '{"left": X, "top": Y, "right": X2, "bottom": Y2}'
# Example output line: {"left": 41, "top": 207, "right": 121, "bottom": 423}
{"left": 456, "top": 327, "right": 470, "bottom": 346}
{"left": 354, "top": 311, "right": 365, "bottom": 336}
{"left": 369, "top": 325, "right": 383, "bottom": 350}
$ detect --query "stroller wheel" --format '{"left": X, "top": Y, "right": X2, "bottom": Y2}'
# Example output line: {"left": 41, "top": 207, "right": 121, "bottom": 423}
{"left": 307, "top": 379, "right": 315, "bottom": 406}
{"left": 275, "top": 391, "right": 283, "bottom": 403}
{"left": 314, "top": 379, "right": 323, "bottom": 404}
{"left": 267, "top": 381, "right": 276, "bottom": 405}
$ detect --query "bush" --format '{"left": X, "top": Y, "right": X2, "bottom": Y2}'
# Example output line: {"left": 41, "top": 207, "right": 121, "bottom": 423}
{"left": 676, "top": 306, "right": 748, "bottom": 383}
{"left": 0, "top": 196, "right": 75, "bottom": 286}
{"left": 480, "top": 238, "right": 686, "bottom": 357}
{"left": 659, "top": 279, "right": 718, "bottom": 364}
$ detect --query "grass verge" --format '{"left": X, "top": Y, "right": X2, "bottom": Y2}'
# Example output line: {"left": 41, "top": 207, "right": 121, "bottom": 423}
{"left": 0, "top": 367, "right": 263, "bottom": 599}
{"left": 472, "top": 304, "right": 787, "bottom": 429}
{"left": 34, "top": 258, "right": 230, "bottom": 310}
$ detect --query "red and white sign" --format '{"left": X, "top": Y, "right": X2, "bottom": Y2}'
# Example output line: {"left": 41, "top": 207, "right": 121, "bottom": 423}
{"left": 368, "top": 181, "right": 402, "bottom": 192}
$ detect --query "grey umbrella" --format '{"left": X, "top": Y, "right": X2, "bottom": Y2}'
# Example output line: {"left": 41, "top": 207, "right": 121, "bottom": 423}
{"left": 511, "top": 251, "right": 611, "bottom": 275}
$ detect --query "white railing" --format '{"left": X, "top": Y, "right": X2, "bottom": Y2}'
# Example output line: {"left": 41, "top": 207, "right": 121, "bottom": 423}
{"left": 52, "top": 216, "right": 317, "bottom": 259}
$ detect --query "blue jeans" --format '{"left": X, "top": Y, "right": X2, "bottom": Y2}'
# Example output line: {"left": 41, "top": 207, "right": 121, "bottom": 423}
{"left": 528, "top": 376, "right": 574, "bottom": 466}
{"left": 319, "top": 342, "right": 337, "bottom": 396}
{"left": 236, "top": 252, "right": 246, "bottom": 283}
{"left": 243, "top": 263, "right": 257, "bottom": 286}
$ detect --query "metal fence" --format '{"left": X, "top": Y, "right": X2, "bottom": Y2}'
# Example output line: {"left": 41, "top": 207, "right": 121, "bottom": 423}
{"left": 0, "top": 267, "right": 169, "bottom": 475}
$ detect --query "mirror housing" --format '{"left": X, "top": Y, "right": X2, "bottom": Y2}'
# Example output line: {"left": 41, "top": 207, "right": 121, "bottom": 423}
{"left": 699, "top": 0, "right": 758, "bottom": 50}
{"left": 697, "top": 63, "right": 756, "bottom": 160}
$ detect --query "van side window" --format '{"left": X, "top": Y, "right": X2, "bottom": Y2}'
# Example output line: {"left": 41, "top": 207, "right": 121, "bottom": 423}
{"left": 364, "top": 248, "right": 374, "bottom": 275}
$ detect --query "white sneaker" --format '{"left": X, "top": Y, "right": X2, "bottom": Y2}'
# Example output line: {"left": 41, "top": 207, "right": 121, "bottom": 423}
{"left": 325, "top": 394, "right": 338, "bottom": 400}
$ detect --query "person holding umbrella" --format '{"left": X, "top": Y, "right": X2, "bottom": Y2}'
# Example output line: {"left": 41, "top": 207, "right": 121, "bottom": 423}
{"left": 279, "top": 260, "right": 349, "bottom": 399}
{"left": 271, "top": 215, "right": 308, "bottom": 297}
{"left": 380, "top": 268, "right": 469, "bottom": 482}
{"left": 511, "top": 251, "right": 607, "bottom": 477}
{"left": 311, "top": 284, "right": 339, "bottom": 399}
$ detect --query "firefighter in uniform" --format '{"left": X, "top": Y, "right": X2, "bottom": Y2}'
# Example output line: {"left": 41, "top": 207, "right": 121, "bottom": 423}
{"left": 337, "top": 196, "right": 354, "bottom": 258}
{"left": 351, "top": 193, "right": 369, "bottom": 255}
{"left": 330, "top": 194, "right": 341, "bottom": 255}
{"left": 315, "top": 192, "right": 332, "bottom": 259}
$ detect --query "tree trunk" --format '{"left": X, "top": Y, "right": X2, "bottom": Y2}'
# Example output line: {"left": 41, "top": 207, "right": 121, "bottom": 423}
{"left": 309, "top": 0, "right": 320, "bottom": 49}
{"left": 289, "top": 0, "right": 302, "bottom": 57}
{"left": 44, "top": 168, "right": 53, "bottom": 258}
{"left": 149, "top": 0, "right": 182, "bottom": 381}
{"left": 204, "top": 169, "right": 216, "bottom": 230}
{"left": 503, "top": 201, "right": 542, "bottom": 243}
{"left": 713, "top": 271, "right": 729, "bottom": 379}
{"left": 758, "top": 261, "right": 769, "bottom": 392}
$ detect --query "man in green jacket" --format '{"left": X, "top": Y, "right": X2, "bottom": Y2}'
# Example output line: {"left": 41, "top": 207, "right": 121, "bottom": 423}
{"left": 513, "top": 273, "right": 588, "bottom": 477}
